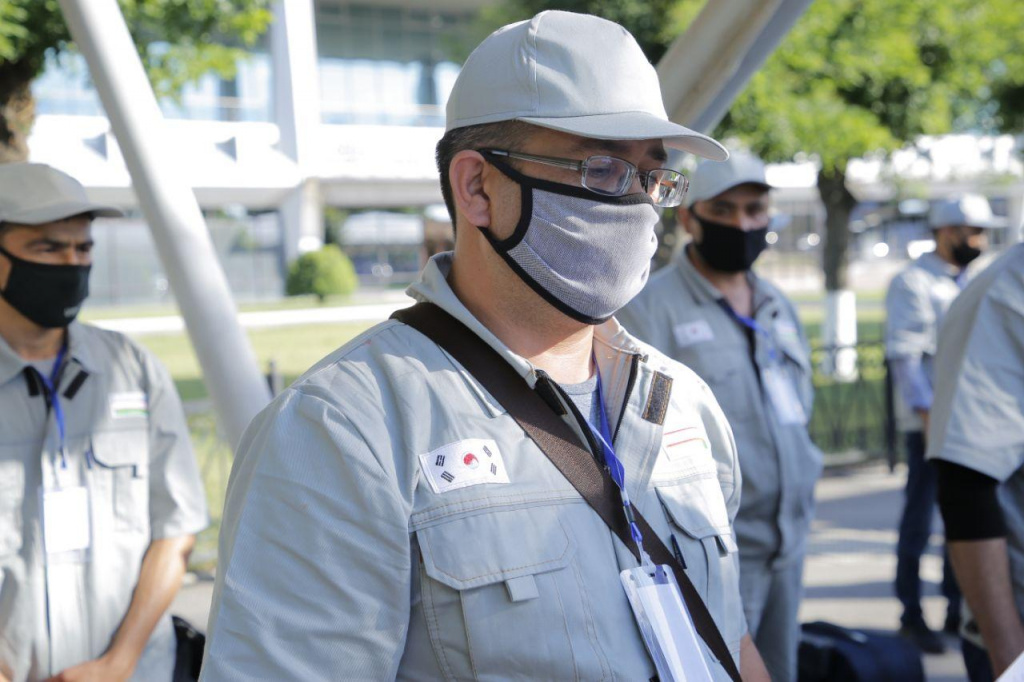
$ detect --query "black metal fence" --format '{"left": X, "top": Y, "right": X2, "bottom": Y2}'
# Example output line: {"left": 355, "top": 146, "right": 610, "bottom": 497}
{"left": 808, "top": 340, "right": 898, "bottom": 466}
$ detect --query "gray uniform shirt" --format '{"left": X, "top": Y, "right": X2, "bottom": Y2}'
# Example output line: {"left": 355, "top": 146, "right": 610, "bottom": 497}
{"left": 201, "top": 253, "right": 748, "bottom": 681}
{"left": 885, "top": 252, "right": 966, "bottom": 432}
{"left": 0, "top": 322, "right": 209, "bottom": 682}
{"left": 619, "top": 248, "right": 822, "bottom": 564}
{"left": 926, "top": 243, "right": 1024, "bottom": 643}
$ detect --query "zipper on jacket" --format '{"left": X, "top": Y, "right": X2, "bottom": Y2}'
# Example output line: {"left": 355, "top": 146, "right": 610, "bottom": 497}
{"left": 612, "top": 352, "right": 643, "bottom": 444}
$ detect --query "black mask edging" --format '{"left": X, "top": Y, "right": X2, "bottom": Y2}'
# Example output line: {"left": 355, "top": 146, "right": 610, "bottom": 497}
{"left": 473, "top": 154, "right": 617, "bottom": 325}
{"left": 494, "top": 248, "right": 612, "bottom": 326}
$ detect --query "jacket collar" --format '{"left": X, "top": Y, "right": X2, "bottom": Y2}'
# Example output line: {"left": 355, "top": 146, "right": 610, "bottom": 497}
{"left": 406, "top": 253, "right": 646, "bottom": 388}
{"left": 0, "top": 320, "right": 100, "bottom": 388}
{"left": 916, "top": 251, "right": 962, "bottom": 279}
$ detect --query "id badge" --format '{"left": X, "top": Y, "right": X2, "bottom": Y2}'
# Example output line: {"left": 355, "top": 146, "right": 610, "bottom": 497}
{"left": 40, "top": 486, "right": 92, "bottom": 563}
{"left": 762, "top": 366, "right": 807, "bottom": 425}
{"left": 620, "top": 565, "right": 714, "bottom": 682}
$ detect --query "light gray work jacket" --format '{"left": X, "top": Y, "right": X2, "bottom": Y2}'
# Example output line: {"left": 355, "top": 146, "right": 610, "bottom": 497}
{"left": 0, "top": 322, "right": 208, "bottom": 682}
{"left": 927, "top": 244, "right": 1024, "bottom": 646}
{"left": 618, "top": 248, "right": 822, "bottom": 565}
{"left": 202, "top": 253, "right": 748, "bottom": 681}
{"left": 885, "top": 252, "right": 966, "bottom": 432}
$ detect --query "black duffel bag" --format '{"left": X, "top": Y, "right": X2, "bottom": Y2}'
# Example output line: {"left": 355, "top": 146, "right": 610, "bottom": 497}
{"left": 798, "top": 621, "right": 925, "bottom": 682}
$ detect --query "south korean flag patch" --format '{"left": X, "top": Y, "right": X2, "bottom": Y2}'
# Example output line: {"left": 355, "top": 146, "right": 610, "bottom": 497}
{"left": 419, "top": 438, "right": 510, "bottom": 494}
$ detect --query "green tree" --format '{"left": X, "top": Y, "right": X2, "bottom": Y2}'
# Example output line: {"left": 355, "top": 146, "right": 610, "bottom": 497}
{"left": 723, "top": 0, "right": 1024, "bottom": 291}
{"left": 286, "top": 245, "right": 359, "bottom": 302}
{"left": 0, "top": 0, "right": 272, "bottom": 162}
{"left": 484, "top": 0, "right": 1024, "bottom": 293}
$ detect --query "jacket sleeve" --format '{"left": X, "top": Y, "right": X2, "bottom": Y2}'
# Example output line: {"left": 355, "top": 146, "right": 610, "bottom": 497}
{"left": 201, "top": 389, "right": 412, "bottom": 681}
{"left": 888, "top": 355, "right": 934, "bottom": 412}
{"left": 140, "top": 345, "right": 209, "bottom": 539}
{"left": 885, "top": 273, "right": 935, "bottom": 360}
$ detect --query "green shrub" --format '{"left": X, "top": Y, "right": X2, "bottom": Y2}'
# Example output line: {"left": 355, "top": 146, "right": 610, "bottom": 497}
{"left": 285, "top": 245, "right": 358, "bottom": 301}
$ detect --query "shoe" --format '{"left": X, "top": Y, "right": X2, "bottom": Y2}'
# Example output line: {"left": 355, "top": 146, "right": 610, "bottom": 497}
{"left": 943, "top": 614, "right": 961, "bottom": 635}
{"left": 899, "top": 620, "right": 947, "bottom": 654}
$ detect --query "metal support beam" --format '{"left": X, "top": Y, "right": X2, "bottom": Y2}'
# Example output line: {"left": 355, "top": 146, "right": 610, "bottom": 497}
{"left": 58, "top": 0, "right": 272, "bottom": 447}
{"left": 658, "top": 0, "right": 814, "bottom": 133}
{"left": 272, "top": 0, "right": 324, "bottom": 262}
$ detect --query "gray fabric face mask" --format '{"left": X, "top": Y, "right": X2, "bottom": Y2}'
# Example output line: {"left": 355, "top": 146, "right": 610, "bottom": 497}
{"left": 479, "top": 157, "right": 660, "bottom": 324}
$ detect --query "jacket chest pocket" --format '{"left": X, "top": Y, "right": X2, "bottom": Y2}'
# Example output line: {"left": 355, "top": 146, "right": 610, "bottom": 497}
{"left": 655, "top": 475, "right": 744, "bottom": 655}
{"left": 687, "top": 345, "right": 756, "bottom": 421}
{"left": 414, "top": 505, "right": 606, "bottom": 681}
{"left": 0, "top": 457, "right": 24, "bottom": 556}
{"left": 89, "top": 430, "right": 149, "bottom": 534}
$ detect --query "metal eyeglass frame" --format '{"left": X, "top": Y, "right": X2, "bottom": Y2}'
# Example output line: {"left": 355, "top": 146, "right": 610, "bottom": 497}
{"left": 481, "top": 148, "right": 689, "bottom": 207}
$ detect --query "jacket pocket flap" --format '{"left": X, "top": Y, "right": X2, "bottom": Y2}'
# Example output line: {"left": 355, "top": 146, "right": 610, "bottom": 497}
{"left": 416, "top": 506, "right": 576, "bottom": 591}
{"left": 655, "top": 475, "right": 732, "bottom": 540}
{"left": 90, "top": 430, "right": 147, "bottom": 468}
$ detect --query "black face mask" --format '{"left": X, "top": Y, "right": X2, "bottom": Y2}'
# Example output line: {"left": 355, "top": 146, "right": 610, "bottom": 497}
{"left": 951, "top": 240, "right": 982, "bottom": 267}
{"left": 692, "top": 214, "right": 770, "bottom": 273}
{"left": 0, "top": 245, "right": 91, "bottom": 328}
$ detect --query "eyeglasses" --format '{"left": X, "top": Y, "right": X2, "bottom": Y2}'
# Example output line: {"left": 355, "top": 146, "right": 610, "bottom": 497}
{"left": 481, "top": 149, "right": 689, "bottom": 208}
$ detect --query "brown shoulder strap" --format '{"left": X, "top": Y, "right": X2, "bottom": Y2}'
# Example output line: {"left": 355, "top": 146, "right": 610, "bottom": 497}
{"left": 392, "top": 302, "right": 742, "bottom": 682}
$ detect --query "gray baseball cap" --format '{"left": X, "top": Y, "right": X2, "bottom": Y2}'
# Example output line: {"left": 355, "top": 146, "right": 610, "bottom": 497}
{"left": 687, "top": 151, "right": 771, "bottom": 206}
{"left": 0, "top": 162, "right": 122, "bottom": 225}
{"left": 446, "top": 11, "right": 728, "bottom": 161}
{"left": 929, "top": 194, "right": 1006, "bottom": 230}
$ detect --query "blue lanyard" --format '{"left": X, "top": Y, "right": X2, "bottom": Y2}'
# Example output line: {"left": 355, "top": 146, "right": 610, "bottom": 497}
{"left": 590, "top": 369, "right": 652, "bottom": 568}
{"left": 719, "top": 300, "right": 778, "bottom": 363}
{"left": 37, "top": 343, "right": 69, "bottom": 467}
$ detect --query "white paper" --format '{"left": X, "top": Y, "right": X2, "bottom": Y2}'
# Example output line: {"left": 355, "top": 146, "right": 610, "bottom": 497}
{"left": 42, "top": 486, "right": 91, "bottom": 555}
{"left": 621, "top": 566, "right": 714, "bottom": 682}
{"left": 762, "top": 366, "right": 807, "bottom": 425}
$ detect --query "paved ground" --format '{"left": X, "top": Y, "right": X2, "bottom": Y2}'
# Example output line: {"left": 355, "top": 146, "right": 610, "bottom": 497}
{"left": 173, "top": 462, "right": 968, "bottom": 680}
{"left": 800, "top": 463, "right": 967, "bottom": 681}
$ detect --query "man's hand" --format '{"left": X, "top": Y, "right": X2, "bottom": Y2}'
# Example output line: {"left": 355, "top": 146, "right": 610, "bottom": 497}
{"left": 44, "top": 652, "right": 133, "bottom": 682}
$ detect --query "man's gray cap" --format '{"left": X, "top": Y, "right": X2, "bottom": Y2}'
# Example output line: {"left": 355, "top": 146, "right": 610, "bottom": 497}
{"left": 929, "top": 194, "right": 1006, "bottom": 230}
{"left": 445, "top": 10, "right": 728, "bottom": 161}
{"left": 0, "top": 162, "right": 123, "bottom": 225}
{"left": 687, "top": 151, "right": 771, "bottom": 206}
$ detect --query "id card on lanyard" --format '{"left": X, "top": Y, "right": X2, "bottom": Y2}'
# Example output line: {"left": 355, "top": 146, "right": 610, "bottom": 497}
{"left": 36, "top": 343, "right": 92, "bottom": 563}
{"left": 590, "top": 370, "right": 713, "bottom": 682}
{"left": 720, "top": 301, "right": 808, "bottom": 426}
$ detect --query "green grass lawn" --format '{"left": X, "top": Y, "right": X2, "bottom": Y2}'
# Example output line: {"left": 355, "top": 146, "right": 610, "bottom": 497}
{"left": 136, "top": 321, "right": 375, "bottom": 401}
{"left": 79, "top": 293, "right": 401, "bottom": 321}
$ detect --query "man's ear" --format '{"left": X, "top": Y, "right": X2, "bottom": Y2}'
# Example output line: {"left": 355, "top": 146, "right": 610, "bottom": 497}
{"left": 450, "top": 150, "right": 491, "bottom": 228}
{"left": 677, "top": 205, "right": 699, "bottom": 241}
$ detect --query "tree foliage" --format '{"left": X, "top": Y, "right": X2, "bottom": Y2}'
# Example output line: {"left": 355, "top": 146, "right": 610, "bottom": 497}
{"left": 723, "top": 0, "right": 1024, "bottom": 171}
{"left": 0, "top": 0, "right": 272, "bottom": 160}
{"left": 286, "top": 245, "right": 359, "bottom": 302}
{"left": 487, "top": 0, "right": 1024, "bottom": 290}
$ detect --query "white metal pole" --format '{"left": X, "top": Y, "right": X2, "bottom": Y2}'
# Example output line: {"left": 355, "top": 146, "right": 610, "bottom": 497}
{"left": 58, "top": 0, "right": 272, "bottom": 447}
